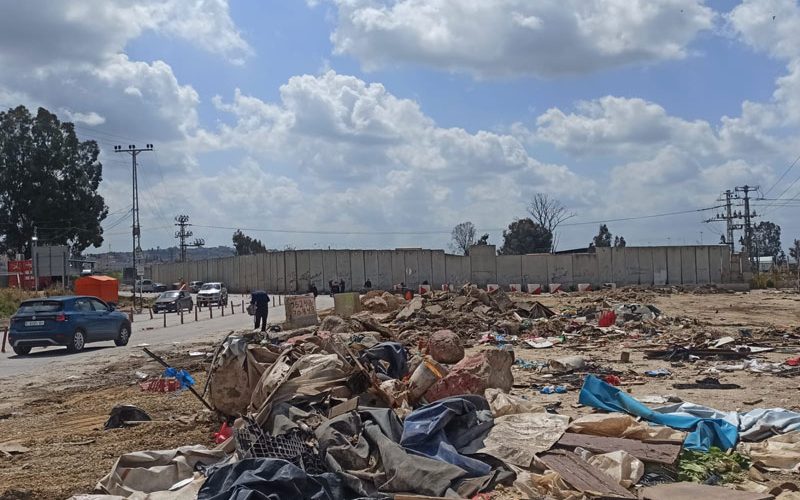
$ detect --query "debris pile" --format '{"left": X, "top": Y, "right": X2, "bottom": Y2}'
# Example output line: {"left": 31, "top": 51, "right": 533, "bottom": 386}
{"left": 69, "top": 286, "right": 800, "bottom": 500}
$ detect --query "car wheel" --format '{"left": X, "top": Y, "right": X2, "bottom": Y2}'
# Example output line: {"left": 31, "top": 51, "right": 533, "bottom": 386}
{"left": 12, "top": 345, "right": 31, "bottom": 356}
{"left": 67, "top": 329, "right": 86, "bottom": 353}
{"left": 115, "top": 323, "right": 131, "bottom": 346}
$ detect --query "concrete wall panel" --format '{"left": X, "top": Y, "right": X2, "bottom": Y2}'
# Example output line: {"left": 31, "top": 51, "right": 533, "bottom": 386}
{"left": 335, "top": 250, "right": 351, "bottom": 290}
{"left": 667, "top": 247, "right": 682, "bottom": 284}
{"left": 637, "top": 247, "right": 654, "bottom": 285}
{"left": 245, "top": 255, "right": 255, "bottom": 291}
{"left": 284, "top": 251, "right": 298, "bottom": 292}
{"left": 681, "top": 247, "right": 697, "bottom": 284}
{"left": 266, "top": 253, "right": 277, "bottom": 291}
{"left": 624, "top": 247, "right": 640, "bottom": 284}
{"left": 350, "top": 250, "right": 365, "bottom": 291}
{"left": 404, "top": 250, "right": 420, "bottom": 288}
{"left": 309, "top": 250, "right": 324, "bottom": 289}
{"left": 708, "top": 246, "right": 722, "bottom": 283}
{"left": 391, "top": 251, "right": 406, "bottom": 286}
{"left": 445, "top": 254, "right": 469, "bottom": 286}
{"left": 323, "top": 251, "right": 337, "bottom": 291}
{"left": 547, "top": 254, "right": 573, "bottom": 284}
{"left": 522, "top": 254, "right": 549, "bottom": 285}
{"left": 612, "top": 248, "right": 627, "bottom": 284}
{"left": 695, "top": 247, "right": 710, "bottom": 284}
{"left": 470, "top": 245, "right": 497, "bottom": 286}
{"left": 276, "top": 251, "right": 286, "bottom": 293}
{"left": 432, "top": 251, "right": 446, "bottom": 287}
{"left": 296, "top": 250, "right": 311, "bottom": 292}
{"left": 257, "top": 253, "right": 268, "bottom": 290}
{"left": 653, "top": 247, "right": 668, "bottom": 285}
{"left": 363, "top": 251, "right": 379, "bottom": 288}
{"left": 596, "top": 247, "right": 613, "bottom": 283}
{"left": 418, "top": 250, "right": 433, "bottom": 286}
{"left": 572, "top": 254, "right": 599, "bottom": 285}
{"left": 720, "top": 246, "right": 732, "bottom": 283}
{"left": 377, "top": 251, "right": 393, "bottom": 288}
{"left": 497, "top": 255, "right": 522, "bottom": 285}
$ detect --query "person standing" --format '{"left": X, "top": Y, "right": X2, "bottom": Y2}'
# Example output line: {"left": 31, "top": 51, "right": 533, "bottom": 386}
{"left": 250, "top": 290, "right": 270, "bottom": 332}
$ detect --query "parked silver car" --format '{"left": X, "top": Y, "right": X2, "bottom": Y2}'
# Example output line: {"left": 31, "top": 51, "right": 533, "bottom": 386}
{"left": 196, "top": 282, "right": 228, "bottom": 306}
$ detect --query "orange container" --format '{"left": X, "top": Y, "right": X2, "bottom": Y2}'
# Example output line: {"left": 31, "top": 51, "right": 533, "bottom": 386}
{"left": 74, "top": 275, "right": 119, "bottom": 305}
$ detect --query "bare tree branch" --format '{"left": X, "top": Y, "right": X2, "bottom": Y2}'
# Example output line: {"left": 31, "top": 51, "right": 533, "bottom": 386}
{"left": 527, "top": 193, "right": 575, "bottom": 252}
{"left": 450, "top": 221, "right": 477, "bottom": 255}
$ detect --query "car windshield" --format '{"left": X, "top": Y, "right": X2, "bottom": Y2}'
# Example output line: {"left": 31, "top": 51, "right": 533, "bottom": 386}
{"left": 200, "top": 284, "right": 219, "bottom": 290}
{"left": 160, "top": 291, "right": 180, "bottom": 298}
{"left": 17, "top": 300, "right": 62, "bottom": 314}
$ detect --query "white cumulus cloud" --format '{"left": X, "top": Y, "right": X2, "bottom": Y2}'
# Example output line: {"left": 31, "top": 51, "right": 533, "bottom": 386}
{"left": 317, "top": 0, "right": 714, "bottom": 78}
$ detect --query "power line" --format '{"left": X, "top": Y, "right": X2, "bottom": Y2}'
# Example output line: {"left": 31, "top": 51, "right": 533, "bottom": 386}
{"left": 190, "top": 205, "right": 724, "bottom": 236}
{"left": 763, "top": 153, "right": 800, "bottom": 197}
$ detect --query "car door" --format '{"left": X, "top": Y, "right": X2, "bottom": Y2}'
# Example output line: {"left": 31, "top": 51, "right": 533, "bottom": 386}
{"left": 89, "top": 298, "right": 117, "bottom": 339}
{"left": 180, "top": 291, "right": 191, "bottom": 310}
{"left": 73, "top": 297, "right": 100, "bottom": 340}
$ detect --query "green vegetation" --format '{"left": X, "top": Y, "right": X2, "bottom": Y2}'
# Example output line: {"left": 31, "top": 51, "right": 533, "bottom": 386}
{"left": 678, "top": 447, "right": 749, "bottom": 484}
{"left": 0, "top": 288, "right": 32, "bottom": 318}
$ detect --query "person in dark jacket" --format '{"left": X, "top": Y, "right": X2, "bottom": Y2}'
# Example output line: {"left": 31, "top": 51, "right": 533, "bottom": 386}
{"left": 250, "top": 290, "right": 270, "bottom": 332}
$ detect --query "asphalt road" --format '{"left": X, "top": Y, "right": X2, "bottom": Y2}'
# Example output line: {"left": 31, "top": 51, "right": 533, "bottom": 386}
{"left": 0, "top": 294, "right": 334, "bottom": 380}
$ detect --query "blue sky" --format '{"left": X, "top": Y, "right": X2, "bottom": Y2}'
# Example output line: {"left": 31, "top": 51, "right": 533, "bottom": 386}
{"left": 2, "top": 0, "right": 799, "bottom": 253}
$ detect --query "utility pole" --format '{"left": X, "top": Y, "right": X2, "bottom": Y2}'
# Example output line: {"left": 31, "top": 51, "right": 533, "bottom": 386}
{"left": 114, "top": 144, "right": 153, "bottom": 312}
{"left": 704, "top": 189, "right": 742, "bottom": 253}
{"left": 174, "top": 215, "right": 192, "bottom": 262}
{"left": 735, "top": 185, "right": 759, "bottom": 269}
{"left": 174, "top": 215, "right": 205, "bottom": 262}
{"left": 32, "top": 226, "right": 38, "bottom": 292}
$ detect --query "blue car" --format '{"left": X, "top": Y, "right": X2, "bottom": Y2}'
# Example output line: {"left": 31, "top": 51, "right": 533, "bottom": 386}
{"left": 9, "top": 296, "right": 132, "bottom": 356}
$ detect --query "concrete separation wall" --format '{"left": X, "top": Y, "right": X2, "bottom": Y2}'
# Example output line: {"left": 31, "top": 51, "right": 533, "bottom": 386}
{"left": 470, "top": 245, "right": 497, "bottom": 286}
{"left": 522, "top": 254, "right": 548, "bottom": 286}
{"left": 497, "top": 255, "right": 522, "bottom": 285}
{"left": 150, "top": 245, "right": 743, "bottom": 292}
{"left": 572, "top": 254, "right": 598, "bottom": 286}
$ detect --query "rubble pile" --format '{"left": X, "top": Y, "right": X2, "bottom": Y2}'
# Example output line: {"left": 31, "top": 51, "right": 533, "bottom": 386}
{"left": 75, "top": 286, "right": 800, "bottom": 500}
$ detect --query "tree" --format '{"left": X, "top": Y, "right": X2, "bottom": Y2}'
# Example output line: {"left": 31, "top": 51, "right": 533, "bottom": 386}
{"left": 450, "top": 221, "right": 477, "bottom": 255}
{"left": 527, "top": 193, "right": 574, "bottom": 252}
{"left": 614, "top": 236, "right": 627, "bottom": 247}
{"left": 746, "top": 221, "right": 782, "bottom": 262}
{"left": 232, "top": 230, "right": 267, "bottom": 255}
{"left": 0, "top": 105, "right": 107, "bottom": 256}
{"left": 592, "top": 224, "right": 612, "bottom": 247}
{"left": 790, "top": 239, "right": 800, "bottom": 263}
{"left": 498, "top": 218, "right": 552, "bottom": 255}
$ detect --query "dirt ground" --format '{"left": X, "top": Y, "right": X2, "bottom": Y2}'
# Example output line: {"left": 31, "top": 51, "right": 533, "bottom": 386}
{"left": 0, "top": 349, "right": 220, "bottom": 499}
{"left": 0, "top": 288, "right": 799, "bottom": 499}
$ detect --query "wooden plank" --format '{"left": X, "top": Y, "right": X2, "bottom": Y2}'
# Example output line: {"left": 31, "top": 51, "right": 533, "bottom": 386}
{"left": 538, "top": 450, "right": 636, "bottom": 499}
{"left": 640, "top": 483, "right": 772, "bottom": 500}
{"left": 556, "top": 432, "right": 681, "bottom": 465}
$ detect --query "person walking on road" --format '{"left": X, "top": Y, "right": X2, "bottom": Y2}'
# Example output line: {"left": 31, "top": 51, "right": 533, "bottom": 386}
{"left": 250, "top": 290, "right": 270, "bottom": 332}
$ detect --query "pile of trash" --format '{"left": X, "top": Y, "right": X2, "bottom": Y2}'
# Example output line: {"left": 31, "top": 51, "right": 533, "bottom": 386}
{"left": 75, "top": 287, "right": 800, "bottom": 500}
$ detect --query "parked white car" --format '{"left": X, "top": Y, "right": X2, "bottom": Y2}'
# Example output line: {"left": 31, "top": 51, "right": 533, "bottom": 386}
{"left": 196, "top": 282, "right": 228, "bottom": 306}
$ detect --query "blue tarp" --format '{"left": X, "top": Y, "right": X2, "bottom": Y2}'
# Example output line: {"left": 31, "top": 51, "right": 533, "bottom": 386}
{"left": 578, "top": 375, "right": 738, "bottom": 451}
{"left": 400, "top": 395, "right": 493, "bottom": 476}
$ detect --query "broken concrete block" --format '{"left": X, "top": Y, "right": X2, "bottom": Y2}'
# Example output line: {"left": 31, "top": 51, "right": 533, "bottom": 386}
{"left": 396, "top": 296, "right": 424, "bottom": 320}
{"left": 428, "top": 329, "right": 464, "bottom": 364}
